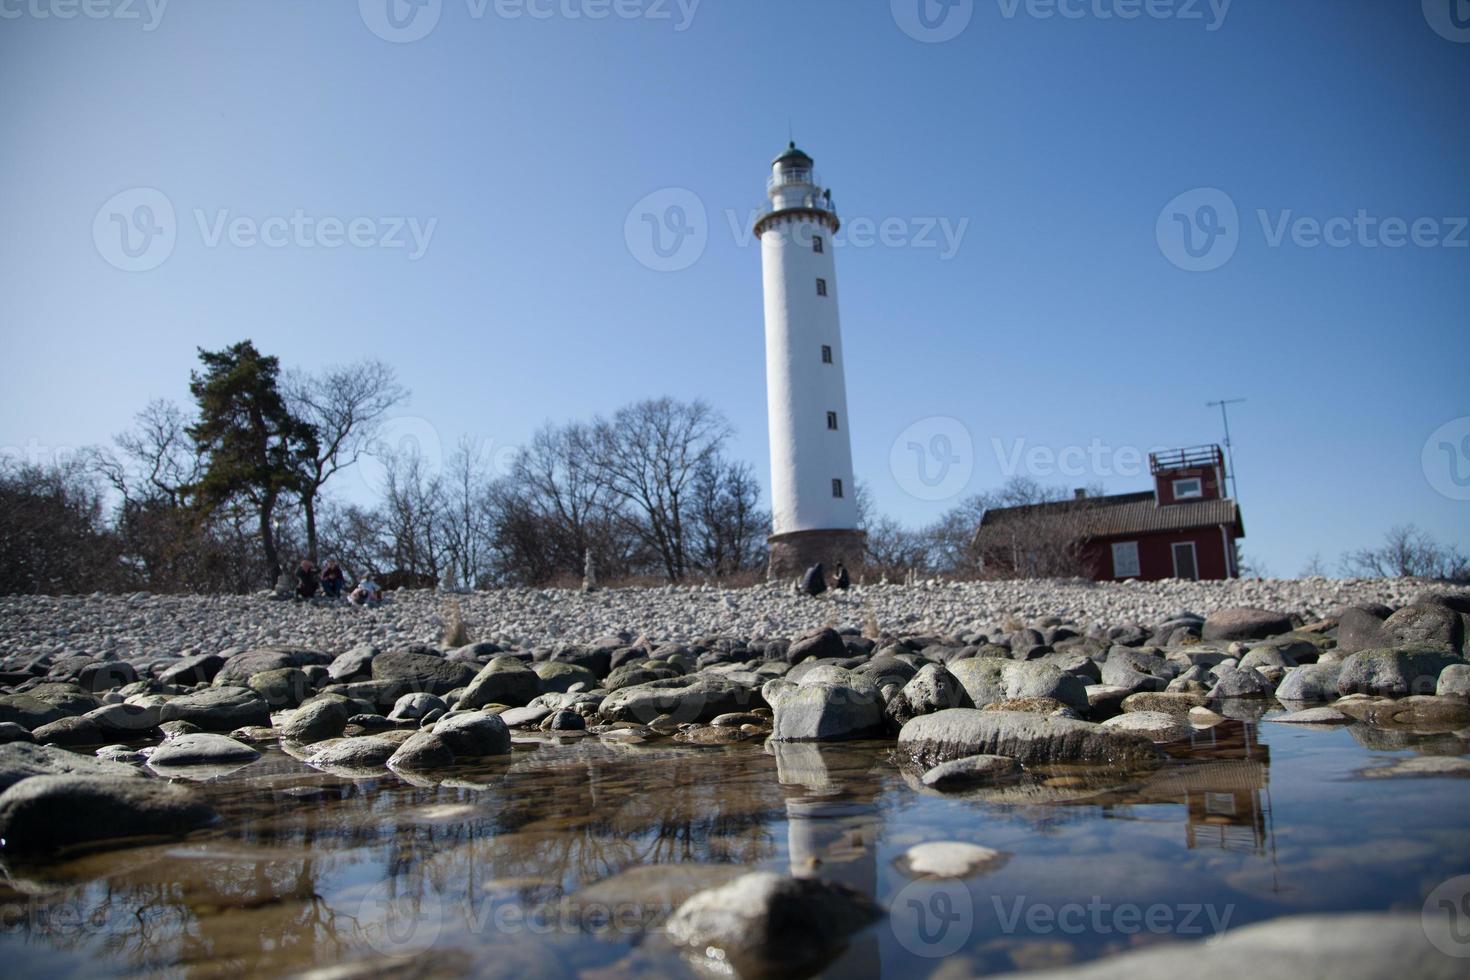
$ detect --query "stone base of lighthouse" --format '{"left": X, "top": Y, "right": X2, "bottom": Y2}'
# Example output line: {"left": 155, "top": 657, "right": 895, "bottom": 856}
{"left": 767, "top": 529, "right": 868, "bottom": 581}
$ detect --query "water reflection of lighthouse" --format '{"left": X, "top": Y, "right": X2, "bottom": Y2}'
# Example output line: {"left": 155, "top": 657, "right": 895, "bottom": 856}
{"left": 771, "top": 742, "right": 882, "bottom": 979}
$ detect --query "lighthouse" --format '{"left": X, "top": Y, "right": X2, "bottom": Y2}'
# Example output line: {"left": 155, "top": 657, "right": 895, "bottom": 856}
{"left": 757, "top": 143, "right": 865, "bottom": 579}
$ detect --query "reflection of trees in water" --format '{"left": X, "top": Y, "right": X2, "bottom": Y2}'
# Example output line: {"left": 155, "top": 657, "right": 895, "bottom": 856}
{"left": 2, "top": 743, "right": 785, "bottom": 973}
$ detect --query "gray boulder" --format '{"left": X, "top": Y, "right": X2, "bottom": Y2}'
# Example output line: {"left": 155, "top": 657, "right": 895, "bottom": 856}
{"left": 459, "top": 657, "right": 543, "bottom": 709}
{"left": 280, "top": 696, "right": 352, "bottom": 743}
{"left": 371, "top": 650, "right": 477, "bottom": 697}
{"left": 1003, "top": 662, "right": 1089, "bottom": 712}
{"left": 897, "top": 709, "right": 1161, "bottom": 770}
{"left": 308, "top": 736, "right": 400, "bottom": 769}
{"left": 600, "top": 675, "right": 753, "bottom": 725}
{"left": 158, "top": 654, "right": 225, "bottom": 687}
{"left": 0, "top": 694, "right": 67, "bottom": 732}
{"left": 159, "top": 686, "right": 272, "bottom": 731}
{"left": 1335, "top": 605, "right": 1393, "bottom": 654}
{"left": 771, "top": 681, "right": 884, "bottom": 741}
{"left": 327, "top": 645, "right": 378, "bottom": 682}
{"left": 1437, "top": 663, "right": 1470, "bottom": 699}
{"left": 0, "top": 774, "right": 216, "bottom": 853}
{"left": 1336, "top": 647, "right": 1462, "bottom": 697}
{"left": 666, "top": 871, "right": 881, "bottom": 976}
{"left": 884, "top": 664, "right": 973, "bottom": 730}
{"left": 1276, "top": 662, "right": 1344, "bottom": 702}
{"left": 533, "top": 661, "right": 597, "bottom": 693}
{"left": 1208, "top": 666, "right": 1275, "bottom": 698}
{"left": 0, "top": 742, "right": 144, "bottom": 792}
{"left": 1202, "top": 607, "right": 1293, "bottom": 642}
{"left": 1382, "top": 603, "right": 1463, "bottom": 653}
{"left": 387, "top": 730, "right": 455, "bottom": 770}
{"left": 213, "top": 649, "right": 300, "bottom": 688}
{"left": 786, "top": 628, "right": 847, "bottom": 664}
{"left": 432, "top": 712, "right": 511, "bottom": 757}
{"left": 1010, "top": 913, "right": 1463, "bottom": 980}
{"left": 147, "top": 733, "right": 261, "bottom": 767}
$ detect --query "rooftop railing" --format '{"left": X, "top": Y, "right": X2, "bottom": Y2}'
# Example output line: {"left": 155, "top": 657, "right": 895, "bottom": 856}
{"left": 1150, "top": 445, "right": 1225, "bottom": 474}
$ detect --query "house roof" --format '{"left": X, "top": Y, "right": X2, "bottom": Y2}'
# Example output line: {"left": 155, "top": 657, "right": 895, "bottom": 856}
{"left": 973, "top": 491, "right": 1244, "bottom": 545}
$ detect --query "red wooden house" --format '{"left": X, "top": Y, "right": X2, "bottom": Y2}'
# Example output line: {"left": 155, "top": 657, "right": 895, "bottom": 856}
{"left": 973, "top": 445, "right": 1244, "bottom": 581}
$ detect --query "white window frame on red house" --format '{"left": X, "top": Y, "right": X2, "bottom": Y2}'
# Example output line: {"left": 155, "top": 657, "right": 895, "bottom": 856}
{"left": 1111, "top": 541, "right": 1140, "bottom": 578}
{"left": 1173, "top": 477, "right": 1203, "bottom": 499}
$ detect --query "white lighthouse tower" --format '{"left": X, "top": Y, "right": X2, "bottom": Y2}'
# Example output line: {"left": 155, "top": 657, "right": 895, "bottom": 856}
{"left": 757, "top": 142, "right": 865, "bottom": 578}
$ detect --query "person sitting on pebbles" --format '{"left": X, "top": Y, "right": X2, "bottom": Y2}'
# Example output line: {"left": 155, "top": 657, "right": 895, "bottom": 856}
{"left": 349, "top": 576, "right": 384, "bottom": 607}
{"left": 295, "top": 559, "right": 320, "bottom": 600}
{"left": 320, "top": 560, "right": 345, "bottom": 599}
{"left": 800, "top": 563, "right": 827, "bottom": 597}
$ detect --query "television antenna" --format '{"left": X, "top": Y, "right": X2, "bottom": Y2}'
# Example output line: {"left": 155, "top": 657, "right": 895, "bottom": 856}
{"left": 1206, "top": 398, "right": 1246, "bottom": 501}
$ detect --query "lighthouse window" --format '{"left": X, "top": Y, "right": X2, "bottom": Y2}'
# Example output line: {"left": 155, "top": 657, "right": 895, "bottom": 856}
{"left": 832, "top": 478, "right": 844, "bottom": 498}
{"left": 816, "top": 278, "right": 828, "bottom": 297}
{"left": 813, "top": 235, "right": 825, "bottom": 254}
{"left": 821, "top": 345, "right": 832, "bottom": 363}
{"left": 826, "top": 411, "right": 839, "bottom": 430}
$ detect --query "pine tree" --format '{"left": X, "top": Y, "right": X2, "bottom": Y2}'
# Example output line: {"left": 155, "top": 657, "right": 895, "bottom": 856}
{"left": 187, "top": 341, "right": 317, "bottom": 584}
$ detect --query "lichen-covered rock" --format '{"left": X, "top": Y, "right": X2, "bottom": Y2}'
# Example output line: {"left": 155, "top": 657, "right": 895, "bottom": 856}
{"left": 884, "top": 663, "right": 972, "bottom": 730}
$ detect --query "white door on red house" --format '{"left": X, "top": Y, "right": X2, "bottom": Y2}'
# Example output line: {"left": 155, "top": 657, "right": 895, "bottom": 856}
{"left": 1172, "top": 542, "right": 1199, "bottom": 581}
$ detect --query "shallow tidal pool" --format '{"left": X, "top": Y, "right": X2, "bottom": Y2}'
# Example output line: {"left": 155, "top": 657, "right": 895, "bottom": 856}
{"left": 2, "top": 713, "right": 1468, "bottom": 978}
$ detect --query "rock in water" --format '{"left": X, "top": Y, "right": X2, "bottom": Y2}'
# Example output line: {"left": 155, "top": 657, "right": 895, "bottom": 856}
{"left": 1101, "top": 711, "right": 1193, "bottom": 743}
{"left": 665, "top": 871, "right": 880, "bottom": 976}
{"left": 281, "top": 696, "right": 352, "bottom": 743}
{"left": 308, "top": 737, "right": 400, "bottom": 769}
{"left": 147, "top": 733, "right": 261, "bottom": 767}
{"left": 1008, "top": 913, "right": 1463, "bottom": 980}
{"left": 1276, "top": 662, "right": 1343, "bottom": 702}
{"left": 431, "top": 712, "right": 511, "bottom": 757}
{"left": 901, "top": 841, "right": 1008, "bottom": 877}
{"left": 0, "top": 774, "right": 216, "bottom": 853}
{"left": 897, "top": 709, "right": 1161, "bottom": 771}
{"left": 1336, "top": 647, "right": 1462, "bottom": 697}
{"left": 0, "top": 742, "right": 146, "bottom": 792}
{"left": 770, "top": 681, "right": 884, "bottom": 741}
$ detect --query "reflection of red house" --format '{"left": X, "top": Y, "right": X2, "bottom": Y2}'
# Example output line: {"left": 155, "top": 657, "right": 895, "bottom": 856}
{"left": 974, "top": 445, "right": 1245, "bottom": 581}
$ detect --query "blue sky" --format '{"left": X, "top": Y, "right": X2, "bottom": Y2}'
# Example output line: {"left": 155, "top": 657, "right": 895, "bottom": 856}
{"left": 1, "top": 0, "right": 1466, "bottom": 577}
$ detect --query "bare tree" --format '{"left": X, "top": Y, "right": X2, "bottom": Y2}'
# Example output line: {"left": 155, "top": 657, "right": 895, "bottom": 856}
{"left": 284, "top": 359, "right": 407, "bottom": 561}
{"left": 441, "top": 436, "right": 496, "bottom": 589}
{"left": 594, "top": 399, "right": 733, "bottom": 582}
{"left": 688, "top": 459, "right": 767, "bottom": 576}
{"left": 378, "top": 449, "right": 448, "bottom": 582}
{"left": 970, "top": 477, "right": 1100, "bottom": 579}
{"left": 1341, "top": 525, "right": 1469, "bottom": 581}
